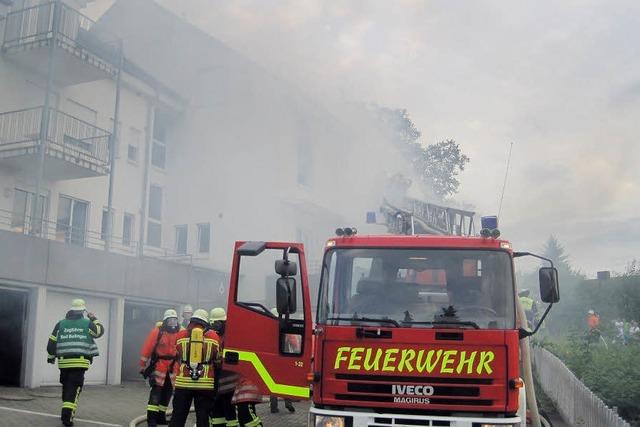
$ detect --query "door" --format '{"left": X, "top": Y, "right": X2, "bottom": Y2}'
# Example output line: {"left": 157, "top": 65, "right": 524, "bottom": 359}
{"left": 121, "top": 302, "right": 165, "bottom": 381}
{"left": 41, "top": 292, "right": 110, "bottom": 386}
{"left": 224, "top": 241, "right": 313, "bottom": 400}
{"left": 0, "top": 289, "right": 28, "bottom": 386}
{"left": 56, "top": 195, "right": 88, "bottom": 246}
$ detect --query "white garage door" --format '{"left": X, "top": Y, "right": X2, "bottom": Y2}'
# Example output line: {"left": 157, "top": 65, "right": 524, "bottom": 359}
{"left": 41, "top": 292, "right": 111, "bottom": 386}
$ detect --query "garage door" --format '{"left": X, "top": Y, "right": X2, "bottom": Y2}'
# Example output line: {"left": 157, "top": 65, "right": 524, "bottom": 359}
{"left": 41, "top": 292, "right": 111, "bottom": 386}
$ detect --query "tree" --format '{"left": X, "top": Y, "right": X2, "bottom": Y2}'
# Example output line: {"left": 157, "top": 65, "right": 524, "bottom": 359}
{"left": 419, "top": 139, "right": 470, "bottom": 198}
{"left": 375, "top": 107, "right": 470, "bottom": 198}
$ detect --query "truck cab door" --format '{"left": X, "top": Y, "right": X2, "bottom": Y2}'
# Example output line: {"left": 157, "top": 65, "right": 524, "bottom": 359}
{"left": 223, "top": 241, "right": 313, "bottom": 400}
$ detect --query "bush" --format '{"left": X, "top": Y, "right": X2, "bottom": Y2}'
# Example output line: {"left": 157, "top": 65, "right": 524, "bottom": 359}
{"left": 546, "top": 337, "right": 640, "bottom": 425}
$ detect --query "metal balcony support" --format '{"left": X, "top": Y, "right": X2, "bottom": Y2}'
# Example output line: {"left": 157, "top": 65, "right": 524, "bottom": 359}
{"left": 30, "top": 0, "right": 59, "bottom": 236}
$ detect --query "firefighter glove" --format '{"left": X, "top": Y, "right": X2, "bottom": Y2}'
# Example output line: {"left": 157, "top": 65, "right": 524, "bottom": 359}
{"left": 47, "top": 357, "right": 55, "bottom": 364}
{"left": 87, "top": 312, "right": 97, "bottom": 321}
{"left": 139, "top": 368, "right": 147, "bottom": 379}
{"left": 148, "top": 377, "right": 156, "bottom": 388}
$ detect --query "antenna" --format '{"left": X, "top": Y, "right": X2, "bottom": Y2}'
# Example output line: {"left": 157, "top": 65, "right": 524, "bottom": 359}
{"left": 497, "top": 142, "right": 514, "bottom": 220}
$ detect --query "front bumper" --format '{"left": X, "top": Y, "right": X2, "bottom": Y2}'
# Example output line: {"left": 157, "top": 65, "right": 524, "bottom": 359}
{"left": 309, "top": 406, "right": 523, "bottom": 427}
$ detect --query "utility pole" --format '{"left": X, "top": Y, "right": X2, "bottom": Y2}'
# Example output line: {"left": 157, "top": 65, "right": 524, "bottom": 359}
{"left": 30, "top": 0, "right": 59, "bottom": 236}
{"left": 105, "top": 39, "right": 124, "bottom": 251}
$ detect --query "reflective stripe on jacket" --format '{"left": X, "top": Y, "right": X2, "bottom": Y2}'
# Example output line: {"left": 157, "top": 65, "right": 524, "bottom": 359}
{"left": 232, "top": 378, "right": 261, "bottom": 404}
{"left": 47, "top": 312, "right": 104, "bottom": 369}
{"left": 174, "top": 325, "right": 220, "bottom": 390}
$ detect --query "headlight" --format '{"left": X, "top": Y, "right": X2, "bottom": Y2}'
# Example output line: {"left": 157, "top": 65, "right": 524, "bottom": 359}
{"left": 314, "top": 415, "right": 346, "bottom": 427}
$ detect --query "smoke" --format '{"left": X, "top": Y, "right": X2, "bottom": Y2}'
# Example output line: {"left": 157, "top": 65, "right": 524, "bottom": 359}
{"left": 86, "top": 0, "right": 640, "bottom": 275}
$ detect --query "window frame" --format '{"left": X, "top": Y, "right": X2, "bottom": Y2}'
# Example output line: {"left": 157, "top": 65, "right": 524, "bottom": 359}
{"left": 197, "top": 222, "right": 211, "bottom": 254}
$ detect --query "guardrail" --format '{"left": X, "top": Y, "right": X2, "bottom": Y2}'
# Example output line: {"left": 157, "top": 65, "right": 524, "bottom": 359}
{"left": 0, "top": 207, "right": 193, "bottom": 263}
{"left": 532, "top": 346, "right": 630, "bottom": 427}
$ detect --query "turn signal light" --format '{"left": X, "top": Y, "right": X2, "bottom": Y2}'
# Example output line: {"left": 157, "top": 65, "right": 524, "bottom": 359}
{"left": 307, "top": 372, "right": 320, "bottom": 382}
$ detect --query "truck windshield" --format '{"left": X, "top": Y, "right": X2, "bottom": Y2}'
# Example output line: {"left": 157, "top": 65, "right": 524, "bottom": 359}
{"left": 317, "top": 248, "right": 515, "bottom": 329}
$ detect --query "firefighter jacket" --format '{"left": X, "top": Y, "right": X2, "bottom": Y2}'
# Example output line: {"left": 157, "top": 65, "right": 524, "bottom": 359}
{"left": 47, "top": 311, "right": 104, "bottom": 369}
{"left": 174, "top": 324, "right": 220, "bottom": 390}
{"left": 139, "top": 325, "right": 180, "bottom": 386}
{"left": 232, "top": 378, "right": 261, "bottom": 404}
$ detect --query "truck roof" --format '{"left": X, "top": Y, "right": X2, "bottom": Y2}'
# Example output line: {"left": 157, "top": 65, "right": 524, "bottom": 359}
{"left": 326, "top": 234, "right": 512, "bottom": 251}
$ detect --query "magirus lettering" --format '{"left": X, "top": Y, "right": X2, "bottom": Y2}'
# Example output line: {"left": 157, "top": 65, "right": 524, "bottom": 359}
{"left": 392, "top": 384, "right": 434, "bottom": 396}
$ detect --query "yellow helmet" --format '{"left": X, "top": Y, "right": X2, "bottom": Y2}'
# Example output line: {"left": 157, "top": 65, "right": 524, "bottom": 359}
{"left": 209, "top": 307, "right": 227, "bottom": 322}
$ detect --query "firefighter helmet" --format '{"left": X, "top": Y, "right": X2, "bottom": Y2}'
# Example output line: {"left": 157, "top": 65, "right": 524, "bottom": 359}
{"left": 163, "top": 309, "right": 178, "bottom": 320}
{"left": 191, "top": 309, "right": 210, "bottom": 325}
{"left": 209, "top": 307, "right": 226, "bottom": 322}
{"left": 70, "top": 298, "right": 86, "bottom": 311}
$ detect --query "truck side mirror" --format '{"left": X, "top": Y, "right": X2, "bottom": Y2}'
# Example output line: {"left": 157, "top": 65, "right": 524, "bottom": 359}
{"left": 276, "top": 277, "right": 297, "bottom": 314}
{"left": 275, "top": 259, "right": 297, "bottom": 277}
{"left": 539, "top": 267, "right": 559, "bottom": 303}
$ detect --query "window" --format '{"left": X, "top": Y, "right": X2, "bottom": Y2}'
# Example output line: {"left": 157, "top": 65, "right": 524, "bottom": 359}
{"left": 127, "top": 127, "right": 141, "bottom": 163}
{"left": 148, "top": 185, "right": 162, "bottom": 220}
{"left": 197, "top": 223, "right": 210, "bottom": 253}
{"left": 56, "top": 195, "right": 88, "bottom": 246}
{"left": 147, "top": 221, "right": 162, "bottom": 247}
{"left": 123, "top": 213, "right": 134, "bottom": 246}
{"left": 100, "top": 208, "right": 114, "bottom": 241}
{"left": 151, "top": 139, "right": 166, "bottom": 169}
{"left": 152, "top": 113, "right": 167, "bottom": 169}
{"left": 175, "top": 225, "right": 188, "bottom": 254}
{"left": 11, "top": 188, "right": 47, "bottom": 235}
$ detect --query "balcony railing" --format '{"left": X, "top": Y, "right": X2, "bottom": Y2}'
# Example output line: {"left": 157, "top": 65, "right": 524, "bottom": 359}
{"left": 0, "top": 106, "right": 111, "bottom": 169}
{"left": 1, "top": 2, "right": 120, "bottom": 70}
{"left": 0, "top": 207, "right": 194, "bottom": 263}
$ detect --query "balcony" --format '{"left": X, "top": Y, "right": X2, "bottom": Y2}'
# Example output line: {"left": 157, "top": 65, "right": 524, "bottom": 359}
{"left": 0, "top": 106, "right": 111, "bottom": 179}
{"left": 1, "top": 2, "right": 120, "bottom": 86}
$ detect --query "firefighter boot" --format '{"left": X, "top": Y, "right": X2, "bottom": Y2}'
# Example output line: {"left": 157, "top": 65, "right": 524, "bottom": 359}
{"left": 156, "top": 411, "right": 169, "bottom": 425}
{"left": 285, "top": 400, "right": 295, "bottom": 413}
{"left": 61, "top": 408, "right": 74, "bottom": 426}
{"left": 147, "top": 410, "right": 158, "bottom": 427}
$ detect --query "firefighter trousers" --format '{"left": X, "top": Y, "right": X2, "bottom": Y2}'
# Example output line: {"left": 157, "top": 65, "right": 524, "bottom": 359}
{"left": 236, "top": 403, "right": 262, "bottom": 427}
{"left": 59, "top": 368, "right": 86, "bottom": 425}
{"left": 169, "top": 388, "right": 215, "bottom": 427}
{"left": 210, "top": 392, "right": 237, "bottom": 426}
{"left": 147, "top": 374, "right": 173, "bottom": 426}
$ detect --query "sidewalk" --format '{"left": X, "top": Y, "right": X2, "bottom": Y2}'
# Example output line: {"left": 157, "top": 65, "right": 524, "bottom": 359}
{"left": 0, "top": 382, "right": 308, "bottom": 427}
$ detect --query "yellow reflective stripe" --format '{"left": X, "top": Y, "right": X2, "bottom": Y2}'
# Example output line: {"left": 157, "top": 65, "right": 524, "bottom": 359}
{"left": 147, "top": 405, "right": 160, "bottom": 412}
{"left": 223, "top": 349, "right": 310, "bottom": 398}
{"left": 62, "top": 402, "right": 77, "bottom": 409}
{"left": 49, "top": 335, "right": 57, "bottom": 341}
{"left": 58, "top": 358, "right": 90, "bottom": 369}
{"left": 158, "top": 404, "right": 168, "bottom": 412}
{"left": 210, "top": 417, "right": 226, "bottom": 425}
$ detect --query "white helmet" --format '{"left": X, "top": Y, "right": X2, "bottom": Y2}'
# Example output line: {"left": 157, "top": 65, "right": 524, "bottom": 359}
{"left": 588, "top": 309, "right": 595, "bottom": 315}
{"left": 70, "top": 298, "right": 86, "bottom": 311}
{"left": 163, "top": 309, "right": 178, "bottom": 320}
{"left": 191, "top": 309, "right": 210, "bottom": 324}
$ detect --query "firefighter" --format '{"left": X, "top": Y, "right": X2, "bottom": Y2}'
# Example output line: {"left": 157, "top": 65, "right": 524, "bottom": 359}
{"left": 181, "top": 305, "right": 193, "bottom": 329}
{"left": 209, "top": 307, "right": 240, "bottom": 427}
{"left": 170, "top": 309, "right": 220, "bottom": 427}
{"left": 232, "top": 378, "right": 264, "bottom": 427}
{"left": 46, "top": 298, "right": 104, "bottom": 427}
{"left": 518, "top": 289, "right": 536, "bottom": 328}
{"left": 140, "top": 309, "right": 181, "bottom": 426}
{"left": 269, "top": 308, "right": 296, "bottom": 414}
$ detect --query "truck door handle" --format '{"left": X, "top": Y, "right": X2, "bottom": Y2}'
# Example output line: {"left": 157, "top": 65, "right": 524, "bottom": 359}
{"left": 224, "top": 351, "right": 239, "bottom": 364}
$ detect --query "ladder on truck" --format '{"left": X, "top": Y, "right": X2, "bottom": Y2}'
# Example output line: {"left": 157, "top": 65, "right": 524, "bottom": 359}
{"left": 380, "top": 197, "right": 475, "bottom": 236}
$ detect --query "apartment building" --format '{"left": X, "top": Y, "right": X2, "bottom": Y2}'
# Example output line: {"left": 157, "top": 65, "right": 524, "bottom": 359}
{"left": 0, "top": 0, "right": 404, "bottom": 389}
{"left": 0, "top": 0, "right": 227, "bottom": 388}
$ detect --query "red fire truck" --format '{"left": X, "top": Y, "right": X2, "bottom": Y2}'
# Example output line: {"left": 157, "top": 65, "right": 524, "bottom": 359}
{"left": 222, "top": 225, "right": 559, "bottom": 427}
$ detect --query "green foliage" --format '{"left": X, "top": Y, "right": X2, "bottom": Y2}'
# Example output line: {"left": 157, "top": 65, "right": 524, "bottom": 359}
{"left": 546, "top": 339, "right": 640, "bottom": 425}
{"left": 375, "top": 107, "right": 469, "bottom": 198}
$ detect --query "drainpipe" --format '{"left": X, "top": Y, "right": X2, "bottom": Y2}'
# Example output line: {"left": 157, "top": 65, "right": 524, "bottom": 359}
{"left": 105, "top": 39, "right": 124, "bottom": 251}
{"left": 138, "top": 97, "right": 156, "bottom": 257}
{"left": 30, "top": 0, "right": 59, "bottom": 235}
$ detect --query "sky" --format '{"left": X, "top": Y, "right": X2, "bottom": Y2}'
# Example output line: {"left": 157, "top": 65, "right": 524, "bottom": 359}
{"left": 88, "top": 0, "right": 640, "bottom": 275}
